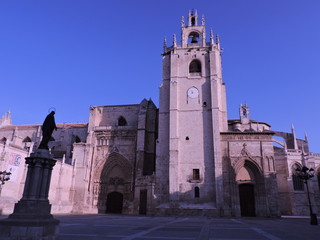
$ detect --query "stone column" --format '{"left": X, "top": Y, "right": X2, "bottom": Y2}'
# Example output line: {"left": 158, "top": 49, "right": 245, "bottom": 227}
{"left": 0, "top": 149, "right": 59, "bottom": 239}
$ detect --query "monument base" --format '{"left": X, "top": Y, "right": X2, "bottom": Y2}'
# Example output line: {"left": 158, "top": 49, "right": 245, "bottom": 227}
{"left": 0, "top": 148, "right": 59, "bottom": 239}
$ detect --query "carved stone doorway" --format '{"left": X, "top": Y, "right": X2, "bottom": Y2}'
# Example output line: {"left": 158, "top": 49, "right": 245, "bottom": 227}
{"left": 106, "top": 191, "right": 123, "bottom": 214}
{"left": 239, "top": 183, "right": 255, "bottom": 217}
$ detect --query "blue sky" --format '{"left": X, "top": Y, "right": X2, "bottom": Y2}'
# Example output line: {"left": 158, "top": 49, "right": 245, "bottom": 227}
{"left": 0, "top": 0, "right": 319, "bottom": 152}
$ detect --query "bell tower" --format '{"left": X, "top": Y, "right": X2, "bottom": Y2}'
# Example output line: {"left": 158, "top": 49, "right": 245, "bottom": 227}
{"left": 156, "top": 10, "right": 228, "bottom": 210}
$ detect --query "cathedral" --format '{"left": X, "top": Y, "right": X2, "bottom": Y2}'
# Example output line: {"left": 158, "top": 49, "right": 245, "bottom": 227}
{"left": 0, "top": 11, "right": 319, "bottom": 217}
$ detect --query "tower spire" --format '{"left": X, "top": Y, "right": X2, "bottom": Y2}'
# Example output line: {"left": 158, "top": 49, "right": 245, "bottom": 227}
{"left": 210, "top": 28, "right": 214, "bottom": 45}
{"left": 304, "top": 132, "right": 308, "bottom": 142}
{"left": 216, "top": 34, "right": 221, "bottom": 49}
{"left": 163, "top": 37, "right": 167, "bottom": 52}
{"left": 291, "top": 124, "right": 298, "bottom": 150}
{"left": 181, "top": 16, "right": 185, "bottom": 27}
{"left": 173, "top": 34, "right": 177, "bottom": 47}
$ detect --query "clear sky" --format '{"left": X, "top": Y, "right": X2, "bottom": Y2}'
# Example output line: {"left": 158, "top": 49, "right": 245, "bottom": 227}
{"left": 0, "top": 0, "right": 319, "bottom": 152}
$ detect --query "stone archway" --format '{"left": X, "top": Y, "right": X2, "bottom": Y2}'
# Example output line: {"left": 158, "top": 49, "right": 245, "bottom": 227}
{"left": 235, "top": 159, "right": 265, "bottom": 217}
{"left": 93, "top": 152, "right": 133, "bottom": 214}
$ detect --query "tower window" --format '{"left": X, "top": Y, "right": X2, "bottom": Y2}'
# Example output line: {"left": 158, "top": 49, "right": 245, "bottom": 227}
{"left": 118, "top": 116, "right": 127, "bottom": 126}
{"left": 194, "top": 187, "right": 200, "bottom": 198}
{"left": 193, "top": 169, "right": 200, "bottom": 180}
{"left": 189, "top": 60, "right": 201, "bottom": 74}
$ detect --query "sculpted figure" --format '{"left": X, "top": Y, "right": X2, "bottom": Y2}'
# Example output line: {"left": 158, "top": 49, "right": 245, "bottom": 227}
{"left": 38, "top": 111, "right": 57, "bottom": 150}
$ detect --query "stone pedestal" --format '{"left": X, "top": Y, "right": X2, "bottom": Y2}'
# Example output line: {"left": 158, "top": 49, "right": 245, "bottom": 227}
{"left": 0, "top": 149, "right": 59, "bottom": 240}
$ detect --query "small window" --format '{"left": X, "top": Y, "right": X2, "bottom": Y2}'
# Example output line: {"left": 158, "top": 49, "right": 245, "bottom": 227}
{"left": 75, "top": 136, "right": 81, "bottom": 143}
{"left": 189, "top": 60, "right": 201, "bottom": 74}
{"left": 292, "top": 165, "right": 304, "bottom": 191}
{"left": 118, "top": 116, "right": 127, "bottom": 126}
{"left": 193, "top": 169, "right": 200, "bottom": 180}
{"left": 195, "top": 187, "right": 200, "bottom": 198}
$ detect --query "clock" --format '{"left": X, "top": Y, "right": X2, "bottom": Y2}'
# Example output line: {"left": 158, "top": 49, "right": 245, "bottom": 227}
{"left": 187, "top": 87, "right": 199, "bottom": 98}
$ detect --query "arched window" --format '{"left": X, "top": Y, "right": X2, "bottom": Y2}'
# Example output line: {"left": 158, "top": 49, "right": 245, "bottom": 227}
{"left": 1, "top": 137, "right": 7, "bottom": 145}
{"left": 189, "top": 60, "right": 201, "bottom": 75}
{"left": 118, "top": 116, "right": 127, "bottom": 126}
{"left": 75, "top": 136, "right": 81, "bottom": 143}
{"left": 23, "top": 136, "right": 32, "bottom": 143}
{"left": 188, "top": 32, "right": 199, "bottom": 44}
{"left": 292, "top": 164, "right": 304, "bottom": 191}
{"left": 195, "top": 187, "right": 200, "bottom": 198}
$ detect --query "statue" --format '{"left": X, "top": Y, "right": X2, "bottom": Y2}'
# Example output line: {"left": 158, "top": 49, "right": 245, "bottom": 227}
{"left": 38, "top": 111, "right": 57, "bottom": 150}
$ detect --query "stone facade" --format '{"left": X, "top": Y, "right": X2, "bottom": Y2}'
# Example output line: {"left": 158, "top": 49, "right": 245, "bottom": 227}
{"left": 0, "top": 11, "right": 319, "bottom": 217}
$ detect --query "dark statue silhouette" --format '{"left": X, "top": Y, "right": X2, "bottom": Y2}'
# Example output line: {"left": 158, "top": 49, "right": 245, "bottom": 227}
{"left": 38, "top": 111, "right": 57, "bottom": 150}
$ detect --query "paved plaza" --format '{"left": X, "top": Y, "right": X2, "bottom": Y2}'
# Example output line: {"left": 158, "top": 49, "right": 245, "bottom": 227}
{"left": 1, "top": 214, "right": 319, "bottom": 239}
{"left": 2, "top": 214, "right": 318, "bottom": 240}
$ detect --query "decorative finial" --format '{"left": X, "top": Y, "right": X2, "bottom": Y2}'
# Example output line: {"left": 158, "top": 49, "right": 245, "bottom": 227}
{"left": 202, "top": 14, "right": 205, "bottom": 25}
{"left": 173, "top": 34, "right": 177, "bottom": 47}
{"left": 163, "top": 37, "right": 167, "bottom": 51}
{"left": 181, "top": 16, "right": 185, "bottom": 27}
{"left": 216, "top": 34, "right": 221, "bottom": 49}
{"left": 304, "top": 132, "right": 308, "bottom": 142}
{"left": 210, "top": 28, "right": 214, "bottom": 45}
{"left": 216, "top": 34, "right": 220, "bottom": 44}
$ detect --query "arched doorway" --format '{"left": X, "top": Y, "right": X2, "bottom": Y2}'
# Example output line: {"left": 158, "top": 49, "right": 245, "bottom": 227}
{"left": 239, "top": 183, "right": 255, "bottom": 216}
{"left": 106, "top": 191, "right": 123, "bottom": 214}
{"left": 235, "top": 160, "right": 263, "bottom": 217}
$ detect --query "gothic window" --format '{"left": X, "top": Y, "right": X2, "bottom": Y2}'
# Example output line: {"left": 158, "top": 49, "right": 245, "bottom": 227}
{"left": 1, "top": 137, "right": 7, "bottom": 145}
{"left": 188, "top": 32, "right": 199, "bottom": 43}
{"left": 118, "top": 116, "right": 127, "bottom": 126}
{"left": 189, "top": 60, "right": 201, "bottom": 74}
{"left": 194, "top": 186, "right": 200, "bottom": 198}
{"left": 292, "top": 164, "right": 304, "bottom": 191}
{"left": 193, "top": 169, "right": 200, "bottom": 180}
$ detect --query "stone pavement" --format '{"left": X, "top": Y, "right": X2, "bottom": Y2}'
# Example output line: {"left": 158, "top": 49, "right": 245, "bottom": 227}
{"left": 1, "top": 214, "right": 320, "bottom": 239}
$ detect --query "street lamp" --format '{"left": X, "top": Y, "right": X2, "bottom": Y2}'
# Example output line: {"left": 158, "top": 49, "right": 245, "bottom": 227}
{"left": 295, "top": 166, "right": 318, "bottom": 225}
{"left": 0, "top": 170, "right": 11, "bottom": 195}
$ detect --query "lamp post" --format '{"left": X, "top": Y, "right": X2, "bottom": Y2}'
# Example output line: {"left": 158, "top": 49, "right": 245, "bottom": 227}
{"left": 0, "top": 170, "right": 11, "bottom": 195}
{"left": 295, "top": 166, "right": 318, "bottom": 225}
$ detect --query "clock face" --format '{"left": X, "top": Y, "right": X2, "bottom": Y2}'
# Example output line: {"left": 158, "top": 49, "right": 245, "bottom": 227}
{"left": 187, "top": 87, "right": 199, "bottom": 98}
